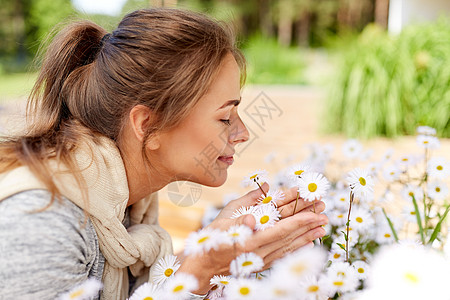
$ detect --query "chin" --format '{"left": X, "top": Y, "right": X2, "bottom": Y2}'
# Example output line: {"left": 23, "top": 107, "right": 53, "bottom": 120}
{"left": 194, "top": 171, "right": 228, "bottom": 187}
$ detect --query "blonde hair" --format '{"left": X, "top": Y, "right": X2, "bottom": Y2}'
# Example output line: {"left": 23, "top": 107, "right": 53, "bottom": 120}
{"left": 0, "top": 8, "right": 246, "bottom": 204}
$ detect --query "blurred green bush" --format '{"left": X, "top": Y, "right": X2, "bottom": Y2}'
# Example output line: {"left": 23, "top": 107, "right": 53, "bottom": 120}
{"left": 243, "top": 35, "right": 307, "bottom": 85}
{"left": 325, "top": 19, "right": 450, "bottom": 138}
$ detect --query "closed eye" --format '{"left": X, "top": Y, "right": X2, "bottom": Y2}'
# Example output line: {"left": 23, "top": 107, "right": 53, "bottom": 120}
{"left": 220, "top": 119, "right": 231, "bottom": 126}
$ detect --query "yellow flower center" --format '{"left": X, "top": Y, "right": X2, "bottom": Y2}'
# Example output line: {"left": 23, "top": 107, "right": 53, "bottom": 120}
{"left": 308, "top": 183, "right": 318, "bottom": 192}
{"left": 339, "top": 198, "right": 346, "bottom": 202}
{"left": 173, "top": 285, "right": 184, "bottom": 292}
{"left": 220, "top": 280, "right": 229, "bottom": 285}
{"left": 164, "top": 268, "right": 173, "bottom": 277}
{"left": 410, "top": 211, "right": 416, "bottom": 215}
{"left": 337, "top": 271, "right": 346, "bottom": 277}
{"left": 333, "top": 281, "right": 344, "bottom": 286}
{"left": 231, "top": 232, "right": 240, "bottom": 237}
{"left": 337, "top": 214, "right": 344, "bottom": 219}
{"left": 143, "top": 297, "right": 153, "bottom": 300}
{"left": 404, "top": 272, "right": 419, "bottom": 284}
{"left": 260, "top": 215, "right": 270, "bottom": 224}
{"left": 242, "top": 261, "right": 253, "bottom": 267}
{"left": 436, "top": 187, "right": 441, "bottom": 193}
{"left": 70, "top": 290, "right": 84, "bottom": 299}
{"left": 295, "top": 170, "right": 304, "bottom": 176}
{"left": 437, "top": 165, "right": 443, "bottom": 171}
{"left": 423, "top": 141, "right": 429, "bottom": 144}
{"left": 359, "top": 177, "right": 366, "bottom": 186}
{"left": 408, "top": 192, "right": 414, "bottom": 197}
{"left": 262, "top": 196, "right": 272, "bottom": 204}
{"left": 402, "top": 158, "right": 408, "bottom": 162}
{"left": 357, "top": 268, "right": 365, "bottom": 274}
{"left": 307, "top": 285, "right": 319, "bottom": 293}
{"left": 239, "top": 287, "right": 250, "bottom": 295}
{"left": 384, "top": 233, "right": 391, "bottom": 238}
{"left": 250, "top": 174, "right": 258, "bottom": 180}
{"left": 291, "top": 263, "right": 306, "bottom": 274}
{"left": 356, "top": 217, "right": 363, "bottom": 223}
{"left": 333, "top": 253, "right": 341, "bottom": 259}
{"left": 390, "top": 172, "right": 395, "bottom": 175}
{"left": 198, "top": 236, "right": 209, "bottom": 244}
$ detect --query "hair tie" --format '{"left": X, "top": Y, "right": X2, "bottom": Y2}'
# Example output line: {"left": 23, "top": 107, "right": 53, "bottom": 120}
{"left": 100, "top": 33, "right": 111, "bottom": 47}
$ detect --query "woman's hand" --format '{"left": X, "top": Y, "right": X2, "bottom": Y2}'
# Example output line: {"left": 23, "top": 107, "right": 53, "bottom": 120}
{"left": 177, "top": 183, "right": 328, "bottom": 294}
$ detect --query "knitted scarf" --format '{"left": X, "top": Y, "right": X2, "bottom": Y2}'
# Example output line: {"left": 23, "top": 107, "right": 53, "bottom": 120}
{"left": 0, "top": 136, "right": 173, "bottom": 299}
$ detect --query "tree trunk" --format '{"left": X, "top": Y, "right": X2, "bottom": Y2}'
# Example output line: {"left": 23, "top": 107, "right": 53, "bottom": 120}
{"left": 296, "top": 11, "right": 310, "bottom": 47}
{"left": 375, "top": 0, "right": 389, "bottom": 29}
{"left": 277, "top": 1, "right": 293, "bottom": 46}
{"left": 259, "top": 0, "right": 274, "bottom": 37}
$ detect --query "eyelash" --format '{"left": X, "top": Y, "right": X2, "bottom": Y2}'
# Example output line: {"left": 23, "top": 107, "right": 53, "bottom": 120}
{"left": 220, "top": 119, "right": 231, "bottom": 126}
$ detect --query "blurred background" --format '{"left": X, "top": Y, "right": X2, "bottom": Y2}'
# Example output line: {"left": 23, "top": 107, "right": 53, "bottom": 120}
{"left": 0, "top": 0, "right": 449, "bottom": 250}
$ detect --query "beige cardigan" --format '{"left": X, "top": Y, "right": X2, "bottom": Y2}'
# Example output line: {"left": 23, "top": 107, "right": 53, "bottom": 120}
{"left": 0, "top": 136, "right": 173, "bottom": 299}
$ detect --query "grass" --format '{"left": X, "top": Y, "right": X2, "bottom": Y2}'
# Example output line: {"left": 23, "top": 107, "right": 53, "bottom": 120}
{"left": 0, "top": 72, "right": 37, "bottom": 102}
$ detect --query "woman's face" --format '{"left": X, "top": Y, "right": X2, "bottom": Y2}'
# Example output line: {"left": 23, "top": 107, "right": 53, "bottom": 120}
{"left": 156, "top": 53, "right": 249, "bottom": 186}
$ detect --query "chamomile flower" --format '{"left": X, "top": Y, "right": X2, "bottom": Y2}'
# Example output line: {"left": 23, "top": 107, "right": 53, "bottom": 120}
{"left": 416, "top": 125, "right": 436, "bottom": 136}
{"left": 401, "top": 184, "right": 424, "bottom": 202}
{"left": 241, "top": 170, "right": 269, "bottom": 188}
{"left": 329, "top": 243, "right": 346, "bottom": 263}
{"left": 163, "top": 272, "right": 198, "bottom": 299}
{"left": 129, "top": 282, "right": 161, "bottom": 300}
{"left": 374, "top": 223, "right": 397, "bottom": 245}
{"left": 210, "top": 275, "right": 232, "bottom": 288}
{"left": 397, "top": 154, "right": 420, "bottom": 170}
{"left": 326, "top": 261, "right": 359, "bottom": 294}
{"left": 286, "top": 162, "right": 312, "bottom": 183}
{"left": 271, "top": 247, "right": 327, "bottom": 280}
{"left": 297, "top": 172, "right": 330, "bottom": 202}
{"left": 184, "top": 228, "right": 223, "bottom": 256}
{"left": 346, "top": 168, "right": 374, "bottom": 200}
{"left": 401, "top": 204, "right": 420, "bottom": 224}
{"left": 257, "top": 189, "right": 285, "bottom": 206}
{"left": 427, "top": 157, "right": 450, "bottom": 179}
{"left": 58, "top": 278, "right": 103, "bottom": 300}
{"left": 342, "top": 139, "right": 363, "bottom": 159}
{"left": 333, "top": 191, "right": 349, "bottom": 210}
{"left": 252, "top": 204, "right": 281, "bottom": 231}
{"left": 427, "top": 180, "right": 449, "bottom": 201}
{"left": 230, "top": 252, "right": 264, "bottom": 277}
{"left": 201, "top": 205, "right": 221, "bottom": 228}
{"left": 298, "top": 275, "right": 331, "bottom": 300}
{"left": 349, "top": 207, "right": 375, "bottom": 234}
{"left": 224, "top": 278, "right": 261, "bottom": 299}
{"left": 231, "top": 206, "right": 258, "bottom": 219}
{"left": 152, "top": 254, "right": 181, "bottom": 286}
{"left": 351, "top": 260, "right": 370, "bottom": 280}
{"left": 328, "top": 210, "right": 347, "bottom": 227}
{"left": 380, "top": 148, "right": 394, "bottom": 163}
{"left": 382, "top": 164, "right": 401, "bottom": 182}
{"left": 226, "top": 225, "right": 253, "bottom": 246}
{"left": 416, "top": 134, "right": 440, "bottom": 149}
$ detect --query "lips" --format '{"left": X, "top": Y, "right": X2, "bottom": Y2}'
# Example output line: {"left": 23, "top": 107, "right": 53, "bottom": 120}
{"left": 218, "top": 155, "right": 234, "bottom": 166}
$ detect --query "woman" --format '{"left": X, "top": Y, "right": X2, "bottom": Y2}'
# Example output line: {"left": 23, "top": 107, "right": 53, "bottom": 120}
{"left": 0, "top": 8, "right": 327, "bottom": 299}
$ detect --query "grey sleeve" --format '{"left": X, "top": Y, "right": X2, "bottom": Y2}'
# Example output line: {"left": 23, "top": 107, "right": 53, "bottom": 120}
{"left": 0, "top": 190, "right": 101, "bottom": 300}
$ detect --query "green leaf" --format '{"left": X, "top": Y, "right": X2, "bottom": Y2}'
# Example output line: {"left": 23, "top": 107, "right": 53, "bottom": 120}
{"left": 340, "top": 230, "right": 348, "bottom": 241}
{"left": 382, "top": 208, "right": 399, "bottom": 242}
{"left": 411, "top": 194, "right": 425, "bottom": 244}
{"left": 428, "top": 206, "right": 450, "bottom": 245}
{"left": 336, "top": 243, "right": 346, "bottom": 251}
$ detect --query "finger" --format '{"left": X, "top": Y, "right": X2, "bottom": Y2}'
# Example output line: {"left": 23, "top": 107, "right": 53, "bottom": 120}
{"left": 262, "top": 226, "right": 327, "bottom": 267}
{"left": 299, "top": 201, "right": 326, "bottom": 214}
{"left": 253, "top": 218, "right": 327, "bottom": 258}
{"left": 245, "top": 211, "right": 328, "bottom": 250}
{"left": 273, "top": 187, "right": 298, "bottom": 207}
{"left": 278, "top": 199, "right": 325, "bottom": 218}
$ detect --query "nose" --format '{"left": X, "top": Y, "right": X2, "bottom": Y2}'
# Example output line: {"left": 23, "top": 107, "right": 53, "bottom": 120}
{"left": 229, "top": 115, "right": 249, "bottom": 145}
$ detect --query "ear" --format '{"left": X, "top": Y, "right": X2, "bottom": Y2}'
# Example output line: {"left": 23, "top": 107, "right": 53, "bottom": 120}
{"left": 128, "top": 105, "right": 160, "bottom": 150}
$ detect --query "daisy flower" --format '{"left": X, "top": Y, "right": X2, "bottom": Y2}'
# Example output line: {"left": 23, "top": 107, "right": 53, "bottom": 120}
{"left": 416, "top": 125, "right": 436, "bottom": 136}
{"left": 257, "top": 189, "right": 285, "bottom": 206}
{"left": 346, "top": 168, "right": 374, "bottom": 200}
{"left": 326, "top": 261, "right": 359, "bottom": 294}
{"left": 380, "top": 148, "right": 394, "bottom": 163}
{"left": 184, "top": 228, "right": 223, "bottom": 256}
{"left": 427, "top": 157, "right": 450, "bottom": 179}
{"left": 297, "top": 172, "right": 330, "bottom": 202}
{"left": 333, "top": 191, "right": 350, "bottom": 210}
{"left": 152, "top": 254, "right": 181, "bottom": 286}
{"left": 349, "top": 206, "right": 375, "bottom": 234}
{"left": 163, "top": 272, "right": 199, "bottom": 299}
{"left": 397, "top": 154, "right": 421, "bottom": 170}
{"left": 226, "top": 225, "right": 253, "bottom": 246}
{"left": 401, "top": 204, "right": 420, "bottom": 224}
{"left": 382, "top": 164, "right": 401, "bottom": 182}
{"left": 427, "top": 180, "right": 449, "bottom": 201}
{"left": 416, "top": 134, "right": 440, "bottom": 149}
{"left": 328, "top": 243, "right": 346, "bottom": 263}
{"left": 351, "top": 260, "right": 370, "bottom": 280}
{"left": 252, "top": 204, "right": 281, "bottom": 231}
{"left": 342, "top": 139, "right": 363, "bottom": 159}
{"left": 374, "top": 223, "right": 397, "bottom": 245}
{"left": 129, "top": 282, "right": 161, "bottom": 300}
{"left": 224, "top": 278, "right": 261, "bottom": 299}
{"left": 401, "top": 184, "right": 424, "bottom": 202}
{"left": 210, "top": 275, "right": 232, "bottom": 288}
{"left": 328, "top": 210, "right": 347, "bottom": 227}
{"left": 231, "top": 206, "right": 257, "bottom": 219}
{"left": 286, "top": 162, "right": 312, "bottom": 183}
{"left": 271, "top": 247, "right": 327, "bottom": 280}
{"left": 241, "top": 170, "right": 269, "bottom": 188}
{"left": 58, "top": 278, "right": 103, "bottom": 300}
{"left": 298, "top": 275, "right": 331, "bottom": 300}
{"left": 230, "top": 252, "right": 264, "bottom": 277}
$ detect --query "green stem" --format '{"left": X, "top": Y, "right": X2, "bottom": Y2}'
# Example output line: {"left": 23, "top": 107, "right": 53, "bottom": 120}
{"left": 382, "top": 208, "right": 399, "bottom": 242}
{"left": 411, "top": 194, "right": 425, "bottom": 244}
{"left": 256, "top": 181, "right": 267, "bottom": 198}
{"left": 292, "top": 191, "right": 299, "bottom": 216}
{"left": 345, "top": 191, "right": 354, "bottom": 263}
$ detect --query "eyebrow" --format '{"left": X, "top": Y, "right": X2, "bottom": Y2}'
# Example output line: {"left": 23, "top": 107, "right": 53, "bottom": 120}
{"left": 218, "top": 98, "right": 241, "bottom": 110}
